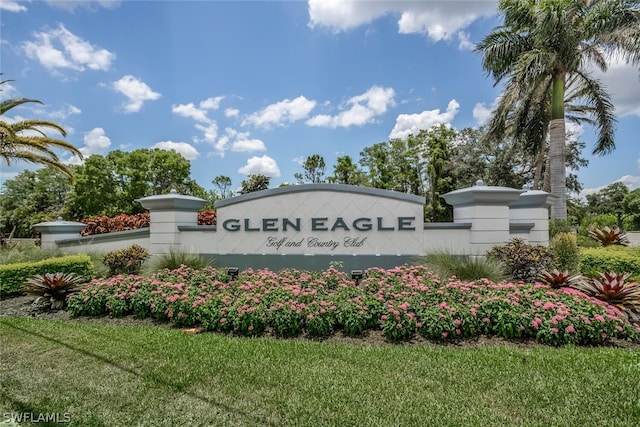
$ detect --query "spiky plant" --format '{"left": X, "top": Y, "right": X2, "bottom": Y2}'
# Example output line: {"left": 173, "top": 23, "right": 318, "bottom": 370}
{"left": 23, "top": 272, "right": 86, "bottom": 310}
{"left": 588, "top": 226, "right": 630, "bottom": 247}
{"left": 571, "top": 272, "right": 640, "bottom": 323}
{"left": 537, "top": 269, "right": 584, "bottom": 289}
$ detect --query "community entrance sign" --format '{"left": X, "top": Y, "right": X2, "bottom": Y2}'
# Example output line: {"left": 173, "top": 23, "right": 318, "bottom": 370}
{"left": 36, "top": 183, "right": 555, "bottom": 271}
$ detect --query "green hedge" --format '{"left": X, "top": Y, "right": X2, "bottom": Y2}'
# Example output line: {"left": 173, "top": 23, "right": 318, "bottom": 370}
{"left": 579, "top": 246, "right": 640, "bottom": 281}
{"left": 0, "top": 254, "right": 95, "bottom": 297}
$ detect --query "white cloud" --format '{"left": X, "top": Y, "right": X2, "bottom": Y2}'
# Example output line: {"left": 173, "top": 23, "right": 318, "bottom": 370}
{"left": 307, "top": 86, "right": 395, "bottom": 128}
{"left": 0, "top": 1, "right": 27, "bottom": 12}
{"left": 112, "top": 75, "right": 161, "bottom": 113}
{"left": 307, "top": 0, "right": 392, "bottom": 32}
{"left": 231, "top": 137, "right": 266, "bottom": 153}
{"left": 580, "top": 175, "right": 640, "bottom": 199}
{"left": 172, "top": 97, "right": 224, "bottom": 123}
{"left": 242, "top": 96, "right": 316, "bottom": 128}
{"left": 152, "top": 141, "right": 200, "bottom": 161}
{"left": 199, "top": 96, "right": 224, "bottom": 110}
{"left": 173, "top": 103, "right": 210, "bottom": 123}
{"left": 23, "top": 24, "right": 115, "bottom": 72}
{"left": 225, "top": 108, "right": 239, "bottom": 118}
{"left": 389, "top": 99, "right": 460, "bottom": 139}
{"left": 0, "top": 81, "right": 19, "bottom": 98}
{"left": 44, "top": 1, "right": 121, "bottom": 12}
{"left": 67, "top": 127, "right": 111, "bottom": 165}
{"left": 238, "top": 155, "right": 281, "bottom": 177}
{"left": 591, "top": 57, "right": 640, "bottom": 118}
{"left": 618, "top": 175, "right": 640, "bottom": 190}
{"left": 472, "top": 102, "right": 492, "bottom": 126}
{"left": 308, "top": 0, "right": 496, "bottom": 43}
{"left": 194, "top": 122, "right": 219, "bottom": 144}
{"left": 46, "top": 104, "right": 82, "bottom": 121}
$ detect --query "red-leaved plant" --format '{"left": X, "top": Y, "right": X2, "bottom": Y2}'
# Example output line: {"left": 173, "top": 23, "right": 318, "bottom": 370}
{"left": 24, "top": 272, "right": 85, "bottom": 310}
{"left": 537, "top": 269, "right": 584, "bottom": 289}
{"left": 571, "top": 272, "right": 640, "bottom": 323}
{"left": 588, "top": 226, "right": 630, "bottom": 247}
{"left": 81, "top": 210, "right": 217, "bottom": 236}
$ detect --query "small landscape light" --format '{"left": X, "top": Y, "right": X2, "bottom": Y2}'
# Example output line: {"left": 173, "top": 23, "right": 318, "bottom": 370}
{"left": 227, "top": 267, "right": 239, "bottom": 280}
{"left": 351, "top": 269, "right": 364, "bottom": 285}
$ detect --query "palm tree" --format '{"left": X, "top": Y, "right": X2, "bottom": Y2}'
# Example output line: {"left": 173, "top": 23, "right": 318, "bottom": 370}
{"left": 0, "top": 78, "right": 83, "bottom": 184}
{"left": 476, "top": 0, "right": 640, "bottom": 219}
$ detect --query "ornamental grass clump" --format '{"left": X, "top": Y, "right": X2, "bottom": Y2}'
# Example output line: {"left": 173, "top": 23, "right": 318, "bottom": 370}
{"left": 66, "top": 264, "right": 640, "bottom": 346}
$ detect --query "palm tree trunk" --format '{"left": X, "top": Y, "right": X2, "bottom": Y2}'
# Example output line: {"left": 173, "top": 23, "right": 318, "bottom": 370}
{"left": 533, "top": 143, "right": 545, "bottom": 190}
{"left": 549, "top": 73, "right": 567, "bottom": 219}
{"left": 549, "top": 118, "right": 567, "bottom": 219}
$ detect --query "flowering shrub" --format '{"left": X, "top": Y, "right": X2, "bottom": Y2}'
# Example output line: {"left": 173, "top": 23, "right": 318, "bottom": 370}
{"left": 66, "top": 264, "right": 640, "bottom": 346}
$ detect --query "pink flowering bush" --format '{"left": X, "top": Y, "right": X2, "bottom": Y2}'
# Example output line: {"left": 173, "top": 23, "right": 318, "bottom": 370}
{"left": 66, "top": 264, "right": 640, "bottom": 346}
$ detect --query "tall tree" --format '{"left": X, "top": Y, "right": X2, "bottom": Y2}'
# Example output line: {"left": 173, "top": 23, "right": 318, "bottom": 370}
{"left": 586, "top": 181, "right": 631, "bottom": 229}
{"left": 294, "top": 154, "right": 326, "bottom": 184}
{"left": 476, "top": 0, "right": 640, "bottom": 219}
{"left": 212, "top": 175, "right": 233, "bottom": 199}
{"left": 0, "top": 78, "right": 83, "bottom": 183}
{"left": 328, "top": 155, "right": 366, "bottom": 185}
{"left": 66, "top": 148, "right": 195, "bottom": 218}
{"left": 240, "top": 174, "right": 270, "bottom": 194}
{"left": 423, "top": 125, "right": 456, "bottom": 222}
{"left": 0, "top": 168, "right": 73, "bottom": 237}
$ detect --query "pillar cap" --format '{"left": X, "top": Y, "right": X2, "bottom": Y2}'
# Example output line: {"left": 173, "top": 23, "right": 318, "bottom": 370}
{"left": 137, "top": 191, "right": 206, "bottom": 211}
{"left": 33, "top": 218, "right": 86, "bottom": 234}
{"left": 441, "top": 182, "right": 524, "bottom": 207}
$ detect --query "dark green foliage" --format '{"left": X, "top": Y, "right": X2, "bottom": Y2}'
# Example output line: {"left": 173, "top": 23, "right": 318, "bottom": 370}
{"left": 103, "top": 244, "right": 150, "bottom": 276}
{"left": 0, "top": 254, "right": 95, "bottom": 296}
{"left": 294, "top": 154, "right": 326, "bottom": 184}
{"left": 549, "top": 219, "right": 573, "bottom": 237}
{"left": 486, "top": 238, "right": 554, "bottom": 282}
{"left": 579, "top": 246, "right": 640, "bottom": 281}
{"left": 551, "top": 232, "right": 580, "bottom": 273}
{"left": 239, "top": 174, "right": 270, "bottom": 194}
{"left": 0, "top": 168, "right": 73, "bottom": 238}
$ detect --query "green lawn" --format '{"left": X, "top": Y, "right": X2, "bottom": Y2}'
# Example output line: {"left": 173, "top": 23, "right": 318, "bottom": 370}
{"left": 1, "top": 318, "right": 638, "bottom": 426}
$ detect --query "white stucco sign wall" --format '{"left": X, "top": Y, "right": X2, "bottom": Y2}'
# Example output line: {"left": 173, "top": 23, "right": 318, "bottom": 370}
{"left": 212, "top": 185, "right": 425, "bottom": 255}
{"left": 36, "top": 182, "right": 555, "bottom": 271}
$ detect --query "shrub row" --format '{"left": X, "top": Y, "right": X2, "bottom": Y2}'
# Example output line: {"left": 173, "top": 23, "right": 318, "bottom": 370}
{"left": 67, "top": 265, "right": 640, "bottom": 346}
{"left": 0, "top": 254, "right": 95, "bottom": 297}
{"left": 579, "top": 246, "right": 640, "bottom": 281}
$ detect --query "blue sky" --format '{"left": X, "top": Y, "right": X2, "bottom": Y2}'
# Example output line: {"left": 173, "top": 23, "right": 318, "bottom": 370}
{"left": 1, "top": 0, "right": 639, "bottom": 197}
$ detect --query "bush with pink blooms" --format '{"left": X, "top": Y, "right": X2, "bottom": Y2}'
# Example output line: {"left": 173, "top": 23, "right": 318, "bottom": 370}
{"left": 66, "top": 264, "right": 640, "bottom": 346}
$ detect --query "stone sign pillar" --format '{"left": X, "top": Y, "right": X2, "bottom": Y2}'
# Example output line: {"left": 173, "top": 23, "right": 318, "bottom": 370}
{"left": 137, "top": 190, "right": 206, "bottom": 254}
{"left": 441, "top": 180, "right": 524, "bottom": 253}
{"left": 33, "top": 218, "right": 86, "bottom": 249}
{"left": 509, "top": 186, "right": 557, "bottom": 245}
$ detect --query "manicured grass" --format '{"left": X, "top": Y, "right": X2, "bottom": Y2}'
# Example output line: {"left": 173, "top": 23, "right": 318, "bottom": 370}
{"left": 1, "top": 317, "right": 639, "bottom": 427}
